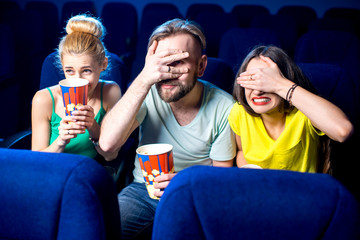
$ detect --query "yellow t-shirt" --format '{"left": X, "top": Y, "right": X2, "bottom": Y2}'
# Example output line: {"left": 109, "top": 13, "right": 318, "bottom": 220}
{"left": 228, "top": 103, "right": 325, "bottom": 172}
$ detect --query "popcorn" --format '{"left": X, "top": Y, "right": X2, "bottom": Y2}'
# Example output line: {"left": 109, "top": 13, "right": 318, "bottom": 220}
{"left": 67, "top": 103, "right": 75, "bottom": 112}
{"left": 142, "top": 170, "right": 148, "bottom": 177}
{"left": 152, "top": 169, "right": 160, "bottom": 176}
{"left": 148, "top": 174, "right": 154, "bottom": 182}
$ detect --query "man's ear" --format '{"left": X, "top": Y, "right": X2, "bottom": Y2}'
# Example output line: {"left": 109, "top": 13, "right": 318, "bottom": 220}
{"left": 197, "top": 55, "right": 207, "bottom": 77}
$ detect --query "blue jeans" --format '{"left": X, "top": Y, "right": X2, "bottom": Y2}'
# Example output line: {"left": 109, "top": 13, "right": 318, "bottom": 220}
{"left": 118, "top": 182, "right": 159, "bottom": 239}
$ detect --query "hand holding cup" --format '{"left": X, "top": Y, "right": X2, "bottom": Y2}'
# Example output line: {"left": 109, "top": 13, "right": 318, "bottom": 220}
{"left": 136, "top": 143, "right": 174, "bottom": 200}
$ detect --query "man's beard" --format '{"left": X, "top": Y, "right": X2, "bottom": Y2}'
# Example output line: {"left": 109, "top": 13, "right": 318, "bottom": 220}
{"left": 156, "top": 75, "right": 197, "bottom": 103}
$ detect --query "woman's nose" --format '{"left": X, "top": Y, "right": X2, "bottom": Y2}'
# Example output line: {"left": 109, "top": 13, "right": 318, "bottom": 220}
{"left": 253, "top": 89, "right": 264, "bottom": 95}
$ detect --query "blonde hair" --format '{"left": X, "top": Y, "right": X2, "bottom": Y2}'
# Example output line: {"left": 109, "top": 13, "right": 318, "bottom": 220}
{"left": 58, "top": 14, "right": 107, "bottom": 66}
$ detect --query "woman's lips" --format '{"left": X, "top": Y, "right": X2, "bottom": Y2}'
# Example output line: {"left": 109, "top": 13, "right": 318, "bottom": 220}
{"left": 252, "top": 97, "right": 271, "bottom": 105}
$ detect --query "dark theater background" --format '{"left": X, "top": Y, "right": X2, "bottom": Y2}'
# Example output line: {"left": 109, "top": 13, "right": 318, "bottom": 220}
{"left": 1, "top": 0, "right": 360, "bottom": 199}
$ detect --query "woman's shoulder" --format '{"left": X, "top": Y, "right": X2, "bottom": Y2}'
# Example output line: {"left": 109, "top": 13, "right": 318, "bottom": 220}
{"left": 32, "top": 86, "right": 59, "bottom": 104}
{"left": 32, "top": 86, "right": 60, "bottom": 117}
{"left": 99, "top": 80, "right": 121, "bottom": 109}
{"left": 100, "top": 80, "right": 121, "bottom": 91}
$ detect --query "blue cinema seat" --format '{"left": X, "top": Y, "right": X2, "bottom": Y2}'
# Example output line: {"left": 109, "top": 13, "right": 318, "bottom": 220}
{"left": 294, "top": 30, "right": 360, "bottom": 97}
{"left": 218, "top": 27, "right": 280, "bottom": 73}
{"left": 0, "top": 148, "right": 121, "bottom": 240}
{"left": 202, "top": 57, "right": 235, "bottom": 94}
{"left": 153, "top": 166, "right": 360, "bottom": 240}
{"left": 277, "top": 5, "right": 318, "bottom": 37}
{"left": 251, "top": 14, "right": 298, "bottom": 57}
{"left": 0, "top": 23, "right": 21, "bottom": 139}
{"left": 101, "top": 2, "right": 138, "bottom": 79}
{"left": 186, "top": 3, "right": 224, "bottom": 20}
{"left": 230, "top": 4, "right": 270, "bottom": 28}
{"left": 130, "top": 3, "right": 183, "bottom": 81}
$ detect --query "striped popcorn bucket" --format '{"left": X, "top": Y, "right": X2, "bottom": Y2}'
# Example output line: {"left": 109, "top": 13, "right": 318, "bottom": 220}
{"left": 59, "top": 78, "right": 89, "bottom": 116}
{"left": 136, "top": 144, "right": 174, "bottom": 200}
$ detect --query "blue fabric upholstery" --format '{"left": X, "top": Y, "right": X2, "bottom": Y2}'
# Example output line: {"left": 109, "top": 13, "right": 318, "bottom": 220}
{"left": 25, "top": 1, "right": 60, "bottom": 54}
{"left": 153, "top": 166, "right": 360, "bottom": 240}
{"left": 298, "top": 63, "right": 358, "bottom": 124}
{"left": 202, "top": 57, "right": 234, "bottom": 94}
{"left": 0, "top": 23, "right": 20, "bottom": 139}
{"left": 60, "top": 1, "right": 97, "bottom": 30}
{"left": 186, "top": 3, "right": 224, "bottom": 20}
{"left": 219, "top": 27, "right": 280, "bottom": 72}
{"left": 130, "top": 3, "right": 182, "bottom": 80}
{"left": 192, "top": 11, "right": 236, "bottom": 58}
{"left": 277, "top": 6, "right": 318, "bottom": 37}
{"left": 251, "top": 14, "right": 298, "bottom": 57}
{"left": 230, "top": 5, "right": 270, "bottom": 28}
{"left": 0, "top": 148, "right": 121, "bottom": 240}
{"left": 294, "top": 30, "right": 360, "bottom": 96}
{"left": 101, "top": 3, "right": 138, "bottom": 69}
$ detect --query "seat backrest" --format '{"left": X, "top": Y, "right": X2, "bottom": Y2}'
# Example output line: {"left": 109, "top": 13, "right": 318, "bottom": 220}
{"left": 277, "top": 5, "right": 318, "bottom": 37}
{"left": 0, "top": 148, "right": 121, "bottom": 240}
{"left": 101, "top": 2, "right": 138, "bottom": 62}
{"left": 323, "top": 7, "right": 360, "bottom": 38}
{"left": 60, "top": 1, "right": 97, "bottom": 29}
{"left": 298, "top": 63, "right": 359, "bottom": 124}
{"left": 251, "top": 14, "right": 298, "bottom": 57}
{"left": 0, "top": 23, "right": 14, "bottom": 78}
{"left": 308, "top": 18, "right": 357, "bottom": 35}
{"left": 202, "top": 57, "right": 235, "bottom": 94}
{"left": 230, "top": 4, "right": 270, "bottom": 28}
{"left": 295, "top": 30, "right": 360, "bottom": 64}
{"left": 0, "top": 1, "right": 20, "bottom": 20}
{"left": 186, "top": 3, "right": 224, "bottom": 20}
{"left": 25, "top": 1, "right": 60, "bottom": 54}
{"left": 40, "top": 51, "right": 127, "bottom": 94}
{"left": 218, "top": 27, "right": 280, "bottom": 73}
{"left": 294, "top": 30, "right": 360, "bottom": 95}
{"left": 192, "top": 11, "right": 236, "bottom": 58}
{"left": 153, "top": 166, "right": 360, "bottom": 240}
{"left": 130, "top": 3, "right": 182, "bottom": 80}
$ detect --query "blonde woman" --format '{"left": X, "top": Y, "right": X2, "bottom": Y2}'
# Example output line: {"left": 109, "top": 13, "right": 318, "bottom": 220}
{"left": 31, "top": 14, "right": 121, "bottom": 161}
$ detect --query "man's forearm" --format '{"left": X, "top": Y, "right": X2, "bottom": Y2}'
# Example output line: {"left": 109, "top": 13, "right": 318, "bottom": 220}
{"left": 99, "top": 76, "right": 151, "bottom": 152}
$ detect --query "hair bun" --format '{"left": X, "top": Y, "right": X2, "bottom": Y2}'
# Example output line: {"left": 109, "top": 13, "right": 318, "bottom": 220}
{"left": 66, "top": 14, "right": 105, "bottom": 39}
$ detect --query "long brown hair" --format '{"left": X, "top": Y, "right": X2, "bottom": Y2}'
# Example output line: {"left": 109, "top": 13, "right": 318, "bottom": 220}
{"left": 232, "top": 45, "right": 315, "bottom": 116}
{"left": 232, "top": 45, "right": 331, "bottom": 174}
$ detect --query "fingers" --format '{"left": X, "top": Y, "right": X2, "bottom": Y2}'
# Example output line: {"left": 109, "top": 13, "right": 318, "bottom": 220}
{"left": 71, "top": 105, "right": 95, "bottom": 127}
{"left": 238, "top": 72, "right": 257, "bottom": 83}
{"left": 59, "top": 118, "right": 86, "bottom": 135}
{"left": 153, "top": 173, "right": 176, "bottom": 189}
{"left": 154, "top": 173, "right": 176, "bottom": 182}
{"left": 148, "top": 40, "right": 158, "bottom": 56}
{"left": 260, "top": 55, "right": 277, "bottom": 68}
{"left": 153, "top": 189, "right": 163, "bottom": 198}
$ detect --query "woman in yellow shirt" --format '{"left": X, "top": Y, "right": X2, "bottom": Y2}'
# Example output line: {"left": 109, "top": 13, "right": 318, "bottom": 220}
{"left": 228, "top": 45, "right": 353, "bottom": 173}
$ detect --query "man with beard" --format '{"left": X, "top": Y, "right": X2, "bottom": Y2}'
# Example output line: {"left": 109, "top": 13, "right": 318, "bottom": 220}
{"left": 99, "top": 18, "right": 236, "bottom": 239}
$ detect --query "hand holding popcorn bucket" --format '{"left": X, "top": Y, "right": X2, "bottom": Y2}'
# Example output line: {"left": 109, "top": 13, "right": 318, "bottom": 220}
{"left": 136, "top": 144, "right": 174, "bottom": 200}
{"left": 59, "top": 78, "right": 89, "bottom": 120}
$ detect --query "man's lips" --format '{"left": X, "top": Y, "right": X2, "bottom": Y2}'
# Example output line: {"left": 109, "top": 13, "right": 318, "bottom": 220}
{"left": 252, "top": 97, "right": 271, "bottom": 105}
{"left": 158, "top": 80, "right": 178, "bottom": 88}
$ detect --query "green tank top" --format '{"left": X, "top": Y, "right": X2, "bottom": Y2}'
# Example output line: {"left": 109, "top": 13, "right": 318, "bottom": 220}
{"left": 48, "top": 81, "right": 106, "bottom": 158}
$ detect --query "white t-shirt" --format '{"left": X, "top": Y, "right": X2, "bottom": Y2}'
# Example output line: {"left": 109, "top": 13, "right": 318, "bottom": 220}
{"left": 133, "top": 80, "right": 236, "bottom": 183}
